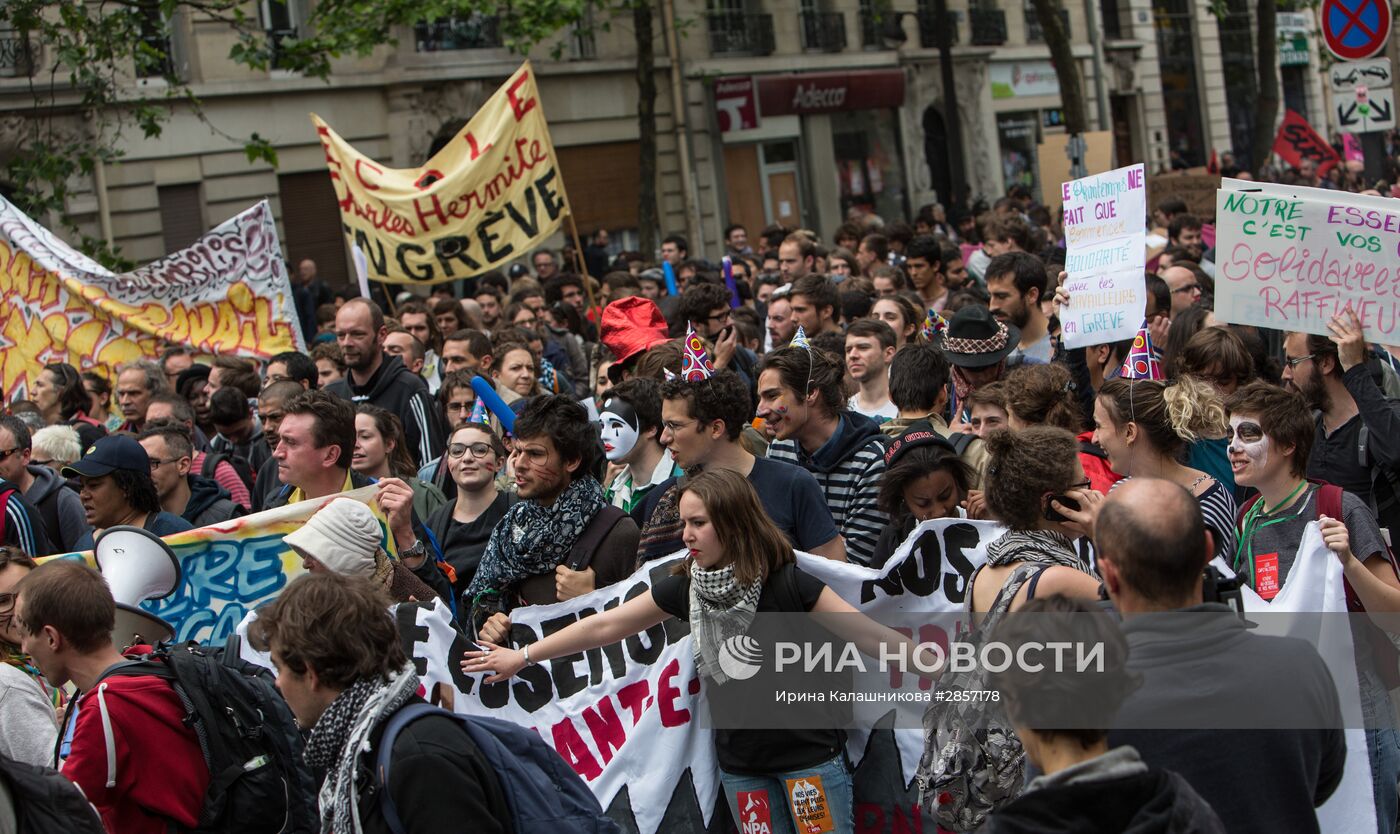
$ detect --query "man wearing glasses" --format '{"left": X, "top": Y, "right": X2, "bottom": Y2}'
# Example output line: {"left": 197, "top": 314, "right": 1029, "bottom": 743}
{"left": 137, "top": 425, "right": 242, "bottom": 528}
{"left": 66, "top": 435, "right": 192, "bottom": 551}
{"left": 678, "top": 281, "right": 757, "bottom": 391}
{"left": 0, "top": 416, "right": 84, "bottom": 553}
{"left": 1161, "top": 263, "right": 1206, "bottom": 317}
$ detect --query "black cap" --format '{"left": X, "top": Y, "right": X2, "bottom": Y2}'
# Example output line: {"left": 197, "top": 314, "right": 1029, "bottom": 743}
{"left": 884, "top": 420, "right": 957, "bottom": 467}
{"left": 63, "top": 435, "right": 152, "bottom": 479}
{"left": 939, "top": 305, "right": 1020, "bottom": 368}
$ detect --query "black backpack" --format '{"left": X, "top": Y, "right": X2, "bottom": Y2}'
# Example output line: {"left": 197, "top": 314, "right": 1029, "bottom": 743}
{"left": 0, "top": 755, "right": 105, "bottom": 834}
{"left": 96, "top": 637, "right": 318, "bottom": 833}
{"left": 201, "top": 450, "right": 256, "bottom": 497}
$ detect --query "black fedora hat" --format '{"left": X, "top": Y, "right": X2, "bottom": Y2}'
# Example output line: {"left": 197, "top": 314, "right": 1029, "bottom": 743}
{"left": 939, "top": 306, "right": 1020, "bottom": 368}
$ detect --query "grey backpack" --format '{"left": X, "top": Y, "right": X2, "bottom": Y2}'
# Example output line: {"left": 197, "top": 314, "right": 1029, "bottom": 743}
{"left": 914, "top": 563, "right": 1039, "bottom": 831}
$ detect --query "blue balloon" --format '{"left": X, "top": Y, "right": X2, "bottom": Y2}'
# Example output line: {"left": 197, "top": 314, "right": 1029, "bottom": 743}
{"left": 470, "top": 375, "right": 516, "bottom": 434}
{"left": 662, "top": 260, "right": 679, "bottom": 296}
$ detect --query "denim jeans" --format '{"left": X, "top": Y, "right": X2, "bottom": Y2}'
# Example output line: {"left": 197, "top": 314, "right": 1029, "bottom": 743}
{"left": 1361, "top": 667, "right": 1400, "bottom": 834}
{"left": 720, "top": 754, "right": 854, "bottom": 834}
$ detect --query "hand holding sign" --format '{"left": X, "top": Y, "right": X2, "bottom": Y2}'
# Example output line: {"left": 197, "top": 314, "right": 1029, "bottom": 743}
{"left": 1060, "top": 163, "right": 1148, "bottom": 348}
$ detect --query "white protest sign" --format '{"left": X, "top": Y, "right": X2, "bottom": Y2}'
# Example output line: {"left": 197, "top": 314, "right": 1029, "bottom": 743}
{"left": 1210, "top": 522, "right": 1375, "bottom": 833}
{"left": 1059, "top": 163, "right": 1148, "bottom": 348}
{"left": 1215, "top": 178, "right": 1400, "bottom": 343}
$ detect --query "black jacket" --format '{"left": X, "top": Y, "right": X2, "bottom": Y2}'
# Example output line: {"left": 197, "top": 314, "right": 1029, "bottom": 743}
{"left": 356, "top": 698, "right": 511, "bottom": 834}
{"left": 181, "top": 475, "right": 242, "bottom": 528}
{"left": 980, "top": 765, "right": 1224, "bottom": 833}
{"left": 325, "top": 353, "right": 446, "bottom": 467}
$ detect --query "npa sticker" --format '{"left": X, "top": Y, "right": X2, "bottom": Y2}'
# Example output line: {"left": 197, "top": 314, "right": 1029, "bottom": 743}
{"left": 737, "top": 790, "right": 773, "bottom": 834}
{"left": 786, "top": 775, "right": 834, "bottom": 833}
{"left": 1255, "top": 552, "right": 1280, "bottom": 600}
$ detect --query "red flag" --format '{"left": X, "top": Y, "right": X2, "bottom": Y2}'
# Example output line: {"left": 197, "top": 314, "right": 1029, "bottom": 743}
{"left": 1272, "top": 109, "right": 1340, "bottom": 175}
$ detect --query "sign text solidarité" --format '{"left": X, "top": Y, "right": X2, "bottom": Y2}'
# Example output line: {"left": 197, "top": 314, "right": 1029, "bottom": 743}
{"left": 1215, "top": 179, "right": 1400, "bottom": 340}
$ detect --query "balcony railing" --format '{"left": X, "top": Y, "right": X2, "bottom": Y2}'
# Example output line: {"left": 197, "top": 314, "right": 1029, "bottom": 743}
{"left": 0, "top": 35, "right": 35, "bottom": 78}
{"left": 917, "top": 10, "right": 961, "bottom": 47}
{"left": 969, "top": 8, "right": 1007, "bottom": 45}
{"left": 1025, "top": 7, "right": 1070, "bottom": 42}
{"left": 800, "top": 11, "right": 847, "bottom": 52}
{"left": 707, "top": 12, "right": 775, "bottom": 56}
{"left": 414, "top": 15, "right": 503, "bottom": 51}
{"left": 859, "top": 8, "right": 893, "bottom": 48}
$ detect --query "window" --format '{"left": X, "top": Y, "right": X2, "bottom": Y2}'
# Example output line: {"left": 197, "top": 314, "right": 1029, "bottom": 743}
{"left": 134, "top": 0, "right": 174, "bottom": 79}
{"left": 260, "top": 0, "right": 303, "bottom": 70}
{"left": 1153, "top": 0, "right": 1205, "bottom": 168}
{"left": 158, "top": 184, "right": 206, "bottom": 254}
{"left": 1217, "top": 0, "right": 1257, "bottom": 168}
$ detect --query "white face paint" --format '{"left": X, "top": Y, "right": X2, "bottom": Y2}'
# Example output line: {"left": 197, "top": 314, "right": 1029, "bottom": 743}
{"left": 1227, "top": 415, "right": 1271, "bottom": 474}
{"left": 600, "top": 398, "right": 641, "bottom": 463}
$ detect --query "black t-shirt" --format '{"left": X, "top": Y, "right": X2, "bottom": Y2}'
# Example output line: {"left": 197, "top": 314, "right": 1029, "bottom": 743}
{"left": 1308, "top": 415, "right": 1374, "bottom": 505}
{"left": 427, "top": 492, "right": 513, "bottom": 596}
{"left": 651, "top": 563, "right": 846, "bottom": 775}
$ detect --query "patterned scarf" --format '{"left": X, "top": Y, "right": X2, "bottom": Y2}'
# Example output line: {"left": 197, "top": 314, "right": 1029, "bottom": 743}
{"left": 951, "top": 361, "right": 1005, "bottom": 402}
{"left": 985, "top": 528, "right": 1092, "bottom": 574}
{"left": 688, "top": 563, "right": 763, "bottom": 685}
{"left": 466, "top": 476, "right": 608, "bottom": 601}
{"left": 3, "top": 645, "right": 65, "bottom": 712}
{"left": 304, "top": 665, "right": 419, "bottom": 834}
{"left": 638, "top": 483, "right": 684, "bottom": 560}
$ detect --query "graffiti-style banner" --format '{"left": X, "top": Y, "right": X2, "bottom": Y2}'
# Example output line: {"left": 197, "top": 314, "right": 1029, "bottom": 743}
{"left": 0, "top": 198, "right": 304, "bottom": 400}
{"left": 313, "top": 61, "right": 572, "bottom": 285}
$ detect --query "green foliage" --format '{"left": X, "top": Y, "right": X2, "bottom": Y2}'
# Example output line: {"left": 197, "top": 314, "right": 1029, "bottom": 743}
{"left": 0, "top": 0, "right": 599, "bottom": 267}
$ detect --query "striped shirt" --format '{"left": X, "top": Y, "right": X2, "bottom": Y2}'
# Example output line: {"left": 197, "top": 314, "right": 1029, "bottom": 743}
{"left": 1, "top": 486, "right": 46, "bottom": 556}
{"left": 766, "top": 416, "right": 890, "bottom": 566}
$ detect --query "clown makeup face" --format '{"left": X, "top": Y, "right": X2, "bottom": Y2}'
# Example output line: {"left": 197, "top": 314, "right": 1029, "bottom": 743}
{"left": 1226, "top": 414, "right": 1271, "bottom": 485}
{"left": 600, "top": 397, "right": 641, "bottom": 463}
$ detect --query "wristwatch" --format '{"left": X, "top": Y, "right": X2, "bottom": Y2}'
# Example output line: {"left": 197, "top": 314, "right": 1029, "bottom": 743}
{"left": 398, "top": 539, "right": 428, "bottom": 562}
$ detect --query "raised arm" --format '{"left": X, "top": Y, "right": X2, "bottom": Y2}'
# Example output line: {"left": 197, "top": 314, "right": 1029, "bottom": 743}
{"left": 462, "top": 589, "right": 671, "bottom": 683}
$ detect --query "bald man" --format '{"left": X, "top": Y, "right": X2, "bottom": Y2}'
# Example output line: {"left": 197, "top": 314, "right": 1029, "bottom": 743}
{"left": 1098, "top": 478, "right": 1345, "bottom": 834}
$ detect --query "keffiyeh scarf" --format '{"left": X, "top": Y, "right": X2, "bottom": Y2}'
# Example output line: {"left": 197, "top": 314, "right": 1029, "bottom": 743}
{"left": 466, "top": 476, "right": 609, "bottom": 600}
{"left": 688, "top": 563, "right": 763, "bottom": 685}
{"left": 304, "top": 665, "right": 420, "bottom": 834}
{"left": 951, "top": 361, "right": 1005, "bottom": 402}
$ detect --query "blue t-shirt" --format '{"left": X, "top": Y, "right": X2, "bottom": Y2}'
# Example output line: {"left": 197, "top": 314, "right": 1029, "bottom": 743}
{"left": 635, "top": 458, "right": 838, "bottom": 559}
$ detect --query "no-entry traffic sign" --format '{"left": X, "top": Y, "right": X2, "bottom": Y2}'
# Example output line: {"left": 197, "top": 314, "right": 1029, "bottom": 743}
{"left": 1323, "top": 0, "right": 1391, "bottom": 61}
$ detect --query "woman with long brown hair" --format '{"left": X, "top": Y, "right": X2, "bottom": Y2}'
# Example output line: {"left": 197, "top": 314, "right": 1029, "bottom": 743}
{"left": 464, "top": 468, "right": 911, "bottom": 834}
{"left": 352, "top": 404, "right": 447, "bottom": 520}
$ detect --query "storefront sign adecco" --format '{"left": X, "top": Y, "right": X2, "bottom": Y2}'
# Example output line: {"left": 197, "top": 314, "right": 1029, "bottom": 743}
{"left": 755, "top": 69, "right": 905, "bottom": 117}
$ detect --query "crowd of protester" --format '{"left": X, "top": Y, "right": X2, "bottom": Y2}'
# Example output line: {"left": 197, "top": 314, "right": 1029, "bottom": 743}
{"left": 2, "top": 167, "right": 1400, "bottom": 834}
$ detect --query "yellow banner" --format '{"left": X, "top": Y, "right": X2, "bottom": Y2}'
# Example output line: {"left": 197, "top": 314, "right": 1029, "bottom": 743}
{"left": 0, "top": 198, "right": 304, "bottom": 401}
{"left": 313, "top": 61, "right": 572, "bottom": 285}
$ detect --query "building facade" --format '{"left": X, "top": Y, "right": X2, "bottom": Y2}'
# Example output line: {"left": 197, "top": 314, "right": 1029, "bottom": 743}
{"left": 0, "top": 0, "right": 1341, "bottom": 285}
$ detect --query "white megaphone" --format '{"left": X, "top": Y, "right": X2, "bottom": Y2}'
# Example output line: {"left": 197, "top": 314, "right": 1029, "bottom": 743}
{"left": 93, "top": 526, "right": 182, "bottom": 649}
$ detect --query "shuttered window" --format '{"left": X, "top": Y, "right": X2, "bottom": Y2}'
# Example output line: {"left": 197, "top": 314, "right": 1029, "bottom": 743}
{"left": 553, "top": 141, "right": 641, "bottom": 235}
{"left": 157, "top": 183, "right": 205, "bottom": 253}
{"left": 277, "top": 170, "right": 349, "bottom": 288}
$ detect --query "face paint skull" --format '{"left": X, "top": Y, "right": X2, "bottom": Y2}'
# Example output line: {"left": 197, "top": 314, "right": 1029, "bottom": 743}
{"left": 600, "top": 397, "right": 641, "bottom": 462}
{"left": 1227, "top": 415, "right": 1270, "bottom": 477}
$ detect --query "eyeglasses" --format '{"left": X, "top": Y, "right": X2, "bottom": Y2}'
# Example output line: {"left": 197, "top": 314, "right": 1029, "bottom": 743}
{"left": 148, "top": 457, "right": 184, "bottom": 470}
{"left": 662, "top": 419, "right": 697, "bottom": 433}
{"left": 1285, "top": 354, "right": 1314, "bottom": 369}
{"left": 0, "top": 592, "right": 14, "bottom": 615}
{"left": 1171, "top": 283, "right": 1201, "bottom": 295}
{"left": 447, "top": 401, "right": 474, "bottom": 414}
{"left": 705, "top": 310, "right": 733, "bottom": 325}
{"left": 0, "top": 448, "right": 21, "bottom": 461}
{"left": 447, "top": 442, "right": 494, "bottom": 460}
